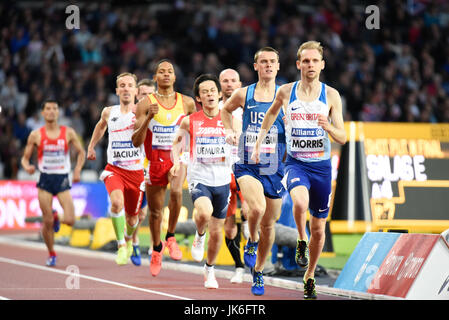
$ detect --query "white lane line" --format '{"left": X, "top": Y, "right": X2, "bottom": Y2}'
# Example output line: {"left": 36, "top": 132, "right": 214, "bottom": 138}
{"left": 0, "top": 296, "right": 11, "bottom": 300}
{"left": 0, "top": 257, "right": 191, "bottom": 300}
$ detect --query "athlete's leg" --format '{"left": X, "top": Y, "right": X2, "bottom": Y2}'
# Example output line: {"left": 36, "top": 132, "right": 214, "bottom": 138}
{"left": 132, "top": 205, "right": 147, "bottom": 244}
{"left": 167, "top": 163, "right": 186, "bottom": 234}
{"left": 254, "top": 196, "right": 282, "bottom": 273}
{"left": 38, "top": 188, "right": 55, "bottom": 254}
{"left": 206, "top": 216, "right": 225, "bottom": 266}
{"left": 55, "top": 190, "right": 75, "bottom": 227}
{"left": 122, "top": 186, "right": 144, "bottom": 240}
{"left": 290, "top": 185, "right": 310, "bottom": 241}
{"left": 304, "top": 215, "right": 327, "bottom": 280}
{"left": 224, "top": 214, "right": 237, "bottom": 239}
{"left": 146, "top": 184, "right": 167, "bottom": 248}
{"left": 193, "top": 196, "right": 213, "bottom": 236}
{"left": 235, "top": 175, "right": 265, "bottom": 243}
{"left": 109, "top": 189, "right": 126, "bottom": 247}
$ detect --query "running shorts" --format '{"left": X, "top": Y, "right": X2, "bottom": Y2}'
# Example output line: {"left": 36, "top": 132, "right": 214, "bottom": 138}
{"left": 100, "top": 164, "right": 144, "bottom": 217}
{"left": 284, "top": 155, "right": 332, "bottom": 219}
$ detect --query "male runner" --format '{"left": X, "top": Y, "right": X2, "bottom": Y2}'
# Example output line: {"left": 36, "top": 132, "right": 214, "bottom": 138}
{"left": 132, "top": 59, "right": 196, "bottom": 276}
{"left": 21, "top": 100, "right": 85, "bottom": 266}
{"left": 251, "top": 41, "right": 346, "bottom": 299}
{"left": 221, "top": 47, "right": 286, "bottom": 296}
{"left": 129, "top": 78, "right": 157, "bottom": 266}
{"left": 171, "top": 74, "right": 232, "bottom": 289}
{"left": 218, "top": 68, "right": 248, "bottom": 284}
{"left": 87, "top": 73, "right": 149, "bottom": 266}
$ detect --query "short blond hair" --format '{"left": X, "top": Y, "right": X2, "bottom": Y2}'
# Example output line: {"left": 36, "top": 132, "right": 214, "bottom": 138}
{"left": 116, "top": 72, "right": 137, "bottom": 86}
{"left": 297, "top": 41, "right": 323, "bottom": 61}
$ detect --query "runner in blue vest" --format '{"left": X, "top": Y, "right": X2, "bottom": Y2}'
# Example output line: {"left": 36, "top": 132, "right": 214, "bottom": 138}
{"left": 221, "top": 47, "right": 286, "bottom": 296}
{"left": 251, "top": 41, "right": 347, "bottom": 299}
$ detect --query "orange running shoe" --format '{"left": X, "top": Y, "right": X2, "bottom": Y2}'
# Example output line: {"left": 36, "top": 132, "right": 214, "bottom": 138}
{"left": 150, "top": 241, "right": 165, "bottom": 277}
{"left": 166, "top": 236, "right": 182, "bottom": 261}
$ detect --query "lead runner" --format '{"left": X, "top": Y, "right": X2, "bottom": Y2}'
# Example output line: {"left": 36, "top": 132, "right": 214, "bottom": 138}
{"left": 251, "top": 41, "right": 347, "bottom": 299}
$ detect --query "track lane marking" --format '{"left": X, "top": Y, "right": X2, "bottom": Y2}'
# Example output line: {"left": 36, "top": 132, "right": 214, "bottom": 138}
{"left": 0, "top": 257, "right": 192, "bottom": 300}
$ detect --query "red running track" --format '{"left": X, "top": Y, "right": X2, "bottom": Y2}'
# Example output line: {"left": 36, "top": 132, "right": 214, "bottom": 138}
{"left": 0, "top": 232, "right": 349, "bottom": 301}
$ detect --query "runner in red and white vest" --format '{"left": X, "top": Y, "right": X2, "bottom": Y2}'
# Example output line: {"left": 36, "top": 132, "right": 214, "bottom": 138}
{"left": 171, "top": 74, "right": 234, "bottom": 289}
{"left": 21, "top": 100, "right": 85, "bottom": 267}
{"left": 87, "top": 72, "right": 146, "bottom": 266}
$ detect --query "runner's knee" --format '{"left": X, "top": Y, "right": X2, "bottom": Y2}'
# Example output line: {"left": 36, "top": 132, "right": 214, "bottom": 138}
{"left": 110, "top": 199, "right": 123, "bottom": 213}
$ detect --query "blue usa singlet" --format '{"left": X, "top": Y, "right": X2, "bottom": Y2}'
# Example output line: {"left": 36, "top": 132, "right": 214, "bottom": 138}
{"left": 233, "top": 83, "right": 286, "bottom": 199}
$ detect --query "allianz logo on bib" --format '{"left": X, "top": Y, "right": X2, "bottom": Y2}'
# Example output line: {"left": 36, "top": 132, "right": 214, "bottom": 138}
{"left": 111, "top": 141, "right": 134, "bottom": 149}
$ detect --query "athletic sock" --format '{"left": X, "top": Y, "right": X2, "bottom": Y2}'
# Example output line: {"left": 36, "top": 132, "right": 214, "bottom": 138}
{"left": 165, "top": 232, "right": 175, "bottom": 240}
{"left": 126, "top": 220, "right": 139, "bottom": 239}
{"left": 49, "top": 251, "right": 57, "bottom": 257}
{"left": 225, "top": 227, "right": 244, "bottom": 269}
{"left": 110, "top": 209, "right": 125, "bottom": 246}
{"left": 153, "top": 242, "right": 163, "bottom": 252}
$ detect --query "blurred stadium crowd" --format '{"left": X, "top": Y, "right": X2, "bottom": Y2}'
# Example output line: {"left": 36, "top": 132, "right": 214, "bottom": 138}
{"left": 0, "top": 0, "right": 448, "bottom": 179}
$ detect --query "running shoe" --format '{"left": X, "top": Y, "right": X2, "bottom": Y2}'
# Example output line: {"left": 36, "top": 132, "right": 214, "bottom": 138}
{"left": 130, "top": 244, "right": 141, "bottom": 266}
{"left": 204, "top": 265, "right": 219, "bottom": 289}
{"left": 166, "top": 236, "right": 182, "bottom": 261}
{"left": 251, "top": 270, "right": 264, "bottom": 296}
{"left": 46, "top": 255, "right": 57, "bottom": 267}
{"left": 150, "top": 241, "right": 165, "bottom": 276}
{"left": 295, "top": 239, "right": 309, "bottom": 268}
{"left": 230, "top": 267, "right": 245, "bottom": 284}
{"left": 126, "top": 239, "right": 133, "bottom": 260}
{"left": 115, "top": 246, "right": 128, "bottom": 265}
{"left": 52, "top": 210, "right": 60, "bottom": 233}
{"left": 244, "top": 239, "right": 258, "bottom": 268}
{"left": 191, "top": 231, "right": 206, "bottom": 262}
{"left": 303, "top": 278, "right": 317, "bottom": 299}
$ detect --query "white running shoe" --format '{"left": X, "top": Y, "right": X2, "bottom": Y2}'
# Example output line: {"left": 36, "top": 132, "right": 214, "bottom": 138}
{"left": 230, "top": 267, "right": 245, "bottom": 284}
{"left": 191, "top": 231, "right": 206, "bottom": 262}
{"left": 204, "top": 265, "right": 219, "bottom": 289}
{"left": 241, "top": 220, "right": 249, "bottom": 239}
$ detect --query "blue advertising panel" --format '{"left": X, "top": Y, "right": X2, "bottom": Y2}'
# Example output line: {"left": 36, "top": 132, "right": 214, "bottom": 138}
{"left": 70, "top": 182, "right": 110, "bottom": 219}
{"left": 333, "top": 232, "right": 400, "bottom": 292}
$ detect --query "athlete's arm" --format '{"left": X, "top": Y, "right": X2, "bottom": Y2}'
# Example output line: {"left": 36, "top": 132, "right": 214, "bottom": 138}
{"left": 221, "top": 87, "right": 246, "bottom": 145}
{"left": 20, "top": 129, "right": 39, "bottom": 175}
{"left": 87, "top": 107, "right": 110, "bottom": 160}
{"left": 320, "top": 87, "right": 347, "bottom": 145}
{"left": 182, "top": 95, "right": 197, "bottom": 115}
{"left": 170, "top": 116, "right": 190, "bottom": 178}
{"left": 132, "top": 97, "right": 158, "bottom": 147}
{"left": 67, "top": 127, "right": 86, "bottom": 183}
{"left": 251, "top": 84, "right": 289, "bottom": 163}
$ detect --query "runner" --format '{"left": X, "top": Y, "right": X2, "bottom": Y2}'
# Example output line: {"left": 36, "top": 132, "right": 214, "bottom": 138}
{"left": 21, "top": 99, "right": 85, "bottom": 266}
{"left": 87, "top": 73, "right": 147, "bottom": 266}
{"left": 171, "top": 74, "right": 232, "bottom": 288}
{"left": 132, "top": 59, "right": 196, "bottom": 276}
{"left": 251, "top": 41, "right": 347, "bottom": 299}
{"left": 221, "top": 47, "right": 286, "bottom": 295}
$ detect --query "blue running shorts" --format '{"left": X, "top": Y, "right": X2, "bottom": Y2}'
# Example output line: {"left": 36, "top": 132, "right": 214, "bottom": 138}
{"left": 233, "top": 163, "right": 285, "bottom": 199}
{"left": 189, "top": 183, "right": 230, "bottom": 219}
{"left": 37, "top": 173, "right": 71, "bottom": 196}
{"left": 284, "top": 156, "right": 332, "bottom": 219}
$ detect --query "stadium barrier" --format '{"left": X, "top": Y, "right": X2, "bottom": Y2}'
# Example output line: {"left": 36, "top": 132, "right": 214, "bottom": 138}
{"left": 334, "top": 230, "right": 449, "bottom": 299}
